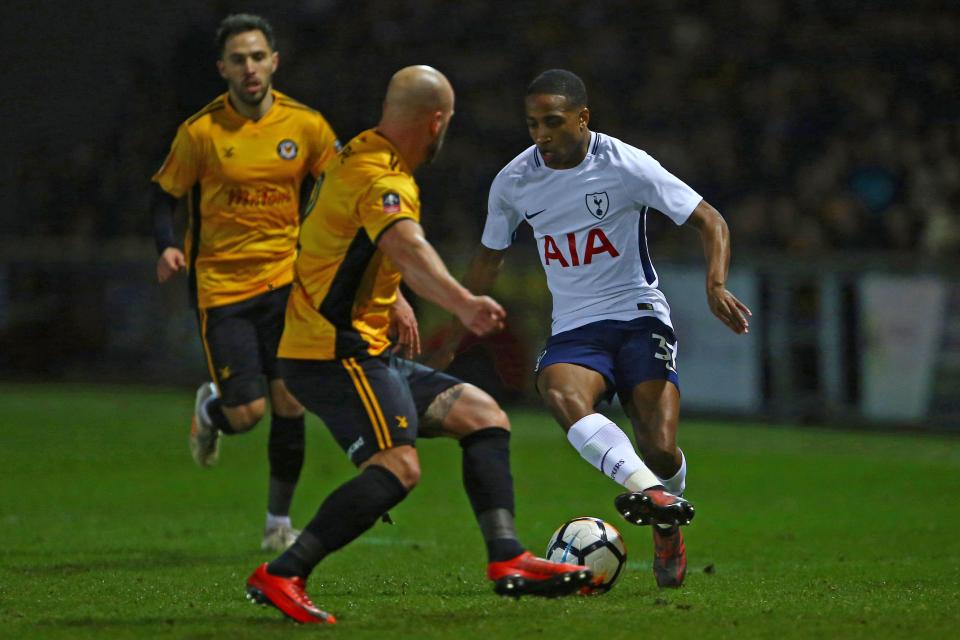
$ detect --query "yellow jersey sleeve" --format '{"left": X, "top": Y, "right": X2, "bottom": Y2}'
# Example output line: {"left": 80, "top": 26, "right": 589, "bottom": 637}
{"left": 277, "top": 128, "right": 419, "bottom": 360}
{"left": 359, "top": 175, "right": 420, "bottom": 244}
{"left": 152, "top": 123, "right": 201, "bottom": 198}
{"left": 308, "top": 115, "right": 340, "bottom": 179}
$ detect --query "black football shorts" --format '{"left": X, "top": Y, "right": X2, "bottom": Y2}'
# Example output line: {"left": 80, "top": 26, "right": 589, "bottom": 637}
{"left": 279, "top": 354, "right": 462, "bottom": 465}
{"left": 196, "top": 284, "right": 291, "bottom": 407}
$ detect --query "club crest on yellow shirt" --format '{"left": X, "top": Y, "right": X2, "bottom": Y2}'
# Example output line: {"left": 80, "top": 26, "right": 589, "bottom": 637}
{"left": 277, "top": 139, "right": 299, "bottom": 160}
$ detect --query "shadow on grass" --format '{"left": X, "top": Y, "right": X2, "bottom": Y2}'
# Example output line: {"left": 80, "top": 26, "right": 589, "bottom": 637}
{"left": 33, "top": 615, "right": 296, "bottom": 630}
{"left": 2, "top": 547, "right": 256, "bottom": 576}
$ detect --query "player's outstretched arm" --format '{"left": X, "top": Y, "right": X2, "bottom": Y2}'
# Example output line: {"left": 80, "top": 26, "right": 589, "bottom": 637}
{"left": 462, "top": 246, "right": 507, "bottom": 295}
{"left": 378, "top": 220, "right": 506, "bottom": 337}
{"left": 421, "top": 245, "right": 508, "bottom": 369}
{"left": 685, "top": 200, "right": 752, "bottom": 334}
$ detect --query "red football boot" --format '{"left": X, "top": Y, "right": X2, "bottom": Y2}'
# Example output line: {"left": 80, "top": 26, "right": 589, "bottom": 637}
{"left": 245, "top": 564, "right": 336, "bottom": 624}
{"left": 652, "top": 525, "right": 687, "bottom": 588}
{"left": 487, "top": 551, "right": 593, "bottom": 598}
{"left": 614, "top": 487, "right": 694, "bottom": 527}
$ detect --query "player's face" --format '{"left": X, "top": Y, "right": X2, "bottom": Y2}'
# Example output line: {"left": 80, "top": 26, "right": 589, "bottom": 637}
{"left": 525, "top": 94, "right": 590, "bottom": 169}
{"left": 217, "top": 30, "right": 278, "bottom": 107}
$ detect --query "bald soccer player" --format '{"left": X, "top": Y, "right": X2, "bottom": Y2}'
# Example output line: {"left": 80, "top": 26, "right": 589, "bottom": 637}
{"left": 153, "top": 13, "right": 420, "bottom": 552}
{"left": 243, "top": 66, "right": 592, "bottom": 625}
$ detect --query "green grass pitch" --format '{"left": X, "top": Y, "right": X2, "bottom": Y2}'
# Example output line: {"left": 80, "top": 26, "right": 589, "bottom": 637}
{"left": 1, "top": 383, "right": 958, "bottom": 639}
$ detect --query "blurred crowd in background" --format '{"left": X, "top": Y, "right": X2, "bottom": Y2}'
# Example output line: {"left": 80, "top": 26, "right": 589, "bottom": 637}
{"left": 10, "top": 0, "right": 958, "bottom": 259}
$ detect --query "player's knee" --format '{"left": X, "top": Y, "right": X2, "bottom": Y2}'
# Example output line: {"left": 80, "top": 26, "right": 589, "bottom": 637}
{"left": 270, "top": 392, "right": 304, "bottom": 418}
{"left": 467, "top": 389, "right": 510, "bottom": 431}
{"left": 269, "top": 381, "right": 304, "bottom": 417}
{"left": 224, "top": 399, "right": 266, "bottom": 432}
{"left": 397, "top": 448, "right": 422, "bottom": 488}
{"left": 402, "top": 464, "right": 421, "bottom": 489}
{"left": 371, "top": 447, "right": 421, "bottom": 490}
{"left": 488, "top": 406, "right": 511, "bottom": 431}
{"left": 439, "top": 385, "right": 511, "bottom": 436}
{"left": 541, "top": 385, "right": 590, "bottom": 417}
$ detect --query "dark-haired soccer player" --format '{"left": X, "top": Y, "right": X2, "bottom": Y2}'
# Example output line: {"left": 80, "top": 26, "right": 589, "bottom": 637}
{"left": 151, "top": 14, "right": 417, "bottom": 552}
{"left": 244, "top": 66, "right": 591, "bottom": 625}
{"left": 436, "top": 69, "right": 752, "bottom": 588}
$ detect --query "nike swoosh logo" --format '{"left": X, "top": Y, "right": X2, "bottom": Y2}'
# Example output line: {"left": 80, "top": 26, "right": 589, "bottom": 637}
{"left": 524, "top": 208, "right": 547, "bottom": 220}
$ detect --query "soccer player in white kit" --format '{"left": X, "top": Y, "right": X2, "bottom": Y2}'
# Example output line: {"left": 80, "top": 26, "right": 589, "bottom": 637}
{"left": 437, "top": 69, "right": 751, "bottom": 588}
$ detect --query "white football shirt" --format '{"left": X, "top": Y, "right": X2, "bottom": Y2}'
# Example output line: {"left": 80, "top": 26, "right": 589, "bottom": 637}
{"left": 482, "top": 131, "right": 702, "bottom": 335}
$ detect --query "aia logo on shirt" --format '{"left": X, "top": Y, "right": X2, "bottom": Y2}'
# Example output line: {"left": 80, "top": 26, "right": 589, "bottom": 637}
{"left": 542, "top": 229, "right": 620, "bottom": 267}
{"left": 382, "top": 192, "right": 401, "bottom": 213}
{"left": 277, "top": 139, "right": 298, "bottom": 160}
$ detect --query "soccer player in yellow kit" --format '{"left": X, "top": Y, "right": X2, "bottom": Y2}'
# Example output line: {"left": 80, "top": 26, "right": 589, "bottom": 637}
{"left": 151, "top": 14, "right": 383, "bottom": 551}
{"left": 244, "top": 66, "right": 591, "bottom": 625}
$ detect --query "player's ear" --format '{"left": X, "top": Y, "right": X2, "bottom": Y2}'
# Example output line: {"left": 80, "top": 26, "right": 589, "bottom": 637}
{"left": 216, "top": 59, "right": 227, "bottom": 79}
{"left": 579, "top": 107, "right": 590, "bottom": 127}
{"left": 271, "top": 51, "right": 279, "bottom": 73}
{"left": 429, "top": 111, "right": 443, "bottom": 137}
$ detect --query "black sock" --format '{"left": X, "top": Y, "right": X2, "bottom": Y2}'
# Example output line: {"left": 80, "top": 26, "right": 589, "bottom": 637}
{"left": 479, "top": 510, "right": 525, "bottom": 562}
{"left": 461, "top": 428, "right": 525, "bottom": 562}
{"left": 267, "top": 414, "right": 306, "bottom": 517}
{"left": 268, "top": 465, "right": 408, "bottom": 578}
{"left": 205, "top": 396, "right": 235, "bottom": 434}
{"left": 267, "top": 530, "right": 327, "bottom": 578}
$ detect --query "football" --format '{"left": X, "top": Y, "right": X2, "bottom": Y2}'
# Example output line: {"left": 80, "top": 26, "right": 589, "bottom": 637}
{"left": 545, "top": 517, "right": 627, "bottom": 593}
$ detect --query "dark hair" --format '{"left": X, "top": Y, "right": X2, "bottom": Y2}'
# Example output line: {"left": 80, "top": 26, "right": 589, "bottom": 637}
{"left": 215, "top": 14, "right": 276, "bottom": 56}
{"left": 526, "top": 69, "right": 588, "bottom": 108}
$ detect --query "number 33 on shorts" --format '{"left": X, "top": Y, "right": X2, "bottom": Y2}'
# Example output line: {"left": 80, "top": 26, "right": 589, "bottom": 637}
{"left": 651, "top": 333, "right": 677, "bottom": 373}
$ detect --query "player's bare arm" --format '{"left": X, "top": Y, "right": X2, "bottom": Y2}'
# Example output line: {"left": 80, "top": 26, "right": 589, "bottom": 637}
{"left": 424, "top": 246, "right": 507, "bottom": 369}
{"left": 685, "top": 200, "right": 752, "bottom": 334}
{"left": 463, "top": 246, "right": 507, "bottom": 294}
{"left": 390, "top": 288, "right": 421, "bottom": 358}
{"left": 377, "top": 219, "right": 505, "bottom": 337}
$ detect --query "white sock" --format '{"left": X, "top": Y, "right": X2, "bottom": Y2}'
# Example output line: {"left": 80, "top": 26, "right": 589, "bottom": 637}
{"left": 567, "top": 413, "right": 660, "bottom": 491}
{"left": 658, "top": 448, "right": 687, "bottom": 496}
{"left": 265, "top": 513, "right": 292, "bottom": 531}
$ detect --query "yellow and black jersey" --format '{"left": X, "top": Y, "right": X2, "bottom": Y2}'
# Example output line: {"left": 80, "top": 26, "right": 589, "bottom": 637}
{"left": 278, "top": 129, "right": 420, "bottom": 360}
{"left": 152, "top": 91, "right": 339, "bottom": 309}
